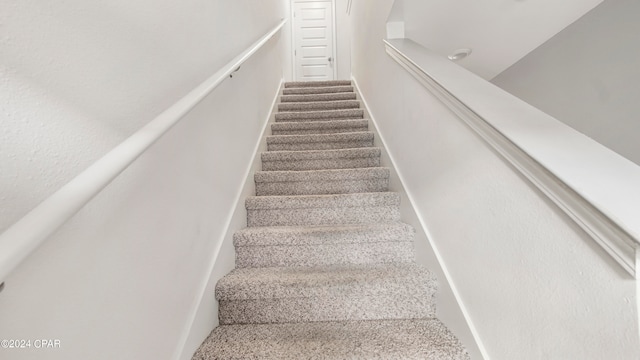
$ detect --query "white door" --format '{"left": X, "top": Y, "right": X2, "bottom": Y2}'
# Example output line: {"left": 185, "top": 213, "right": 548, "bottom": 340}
{"left": 293, "top": 0, "right": 335, "bottom": 81}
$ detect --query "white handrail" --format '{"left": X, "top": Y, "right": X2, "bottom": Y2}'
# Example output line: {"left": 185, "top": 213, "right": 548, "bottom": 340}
{"left": 385, "top": 38, "right": 640, "bottom": 277}
{"left": 0, "top": 19, "right": 287, "bottom": 284}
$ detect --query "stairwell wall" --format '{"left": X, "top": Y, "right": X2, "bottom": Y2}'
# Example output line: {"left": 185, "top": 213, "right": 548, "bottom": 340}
{"left": 335, "top": 0, "right": 352, "bottom": 80}
{"left": 0, "top": 1, "right": 289, "bottom": 359}
{"left": 349, "top": 1, "right": 639, "bottom": 359}
{"left": 396, "top": 0, "right": 602, "bottom": 79}
{"left": 491, "top": 0, "right": 640, "bottom": 166}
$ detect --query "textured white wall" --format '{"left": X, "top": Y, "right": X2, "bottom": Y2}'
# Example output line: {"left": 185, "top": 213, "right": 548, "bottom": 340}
{"left": 492, "top": 0, "right": 640, "bottom": 166}
{"left": 350, "top": 0, "right": 639, "bottom": 359}
{"left": 0, "top": 0, "right": 288, "bottom": 359}
{"left": 0, "top": 0, "right": 289, "bottom": 231}
{"left": 335, "top": 0, "right": 352, "bottom": 80}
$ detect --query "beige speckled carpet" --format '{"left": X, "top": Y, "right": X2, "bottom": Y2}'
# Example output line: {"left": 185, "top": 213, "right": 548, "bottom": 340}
{"left": 192, "top": 80, "right": 469, "bottom": 359}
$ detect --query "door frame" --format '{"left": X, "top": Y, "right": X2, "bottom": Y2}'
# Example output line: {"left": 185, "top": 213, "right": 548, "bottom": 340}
{"left": 291, "top": 0, "right": 338, "bottom": 81}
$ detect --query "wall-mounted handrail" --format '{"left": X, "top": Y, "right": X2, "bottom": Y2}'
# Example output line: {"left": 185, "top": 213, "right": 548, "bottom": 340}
{"left": 385, "top": 38, "right": 640, "bottom": 277}
{"left": 0, "top": 19, "right": 287, "bottom": 285}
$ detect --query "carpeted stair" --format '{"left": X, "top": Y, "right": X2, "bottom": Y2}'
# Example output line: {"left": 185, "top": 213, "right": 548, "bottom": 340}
{"left": 193, "top": 80, "right": 470, "bottom": 359}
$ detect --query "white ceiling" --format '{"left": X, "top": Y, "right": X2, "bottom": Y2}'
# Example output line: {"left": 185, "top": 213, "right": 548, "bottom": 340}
{"left": 394, "top": 0, "right": 604, "bottom": 79}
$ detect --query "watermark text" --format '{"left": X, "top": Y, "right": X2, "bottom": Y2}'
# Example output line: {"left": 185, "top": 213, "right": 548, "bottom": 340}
{"left": 1, "top": 339, "right": 61, "bottom": 350}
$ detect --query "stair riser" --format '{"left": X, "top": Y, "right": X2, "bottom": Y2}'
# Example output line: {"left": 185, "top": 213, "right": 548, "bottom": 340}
{"left": 219, "top": 295, "right": 435, "bottom": 325}
{"left": 194, "top": 319, "right": 470, "bottom": 360}
{"left": 267, "top": 132, "right": 374, "bottom": 150}
{"left": 278, "top": 101, "right": 360, "bottom": 112}
{"left": 270, "top": 120, "right": 368, "bottom": 135}
{"left": 262, "top": 157, "right": 380, "bottom": 171}
{"left": 267, "top": 140, "right": 373, "bottom": 151}
{"left": 256, "top": 178, "right": 388, "bottom": 196}
{"left": 281, "top": 93, "right": 357, "bottom": 103}
{"left": 275, "top": 110, "right": 364, "bottom": 122}
{"left": 282, "top": 86, "right": 354, "bottom": 95}
{"left": 235, "top": 242, "right": 414, "bottom": 268}
{"left": 233, "top": 223, "right": 416, "bottom": 247}
{"left": 272, "top": 126, "right": 368, "bottom": 135}
{"left": 255, "top": 168, "right": 389, "bottom": 182}
{"left": 247, "top": 206, "right": 400, "bottom": 227}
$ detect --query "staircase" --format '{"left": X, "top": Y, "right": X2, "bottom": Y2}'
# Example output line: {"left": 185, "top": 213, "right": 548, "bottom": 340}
{"left": 192, "top": 80, "right": 469, "bottom": 359}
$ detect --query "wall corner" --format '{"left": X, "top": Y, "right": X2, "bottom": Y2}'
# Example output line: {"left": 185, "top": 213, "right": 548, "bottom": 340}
{"left": 386, "top": 21, "right": 405, "bottom": 39}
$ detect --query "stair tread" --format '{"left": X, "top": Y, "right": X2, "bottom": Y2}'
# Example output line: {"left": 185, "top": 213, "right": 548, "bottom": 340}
{"left": 280, "top": 100, "right": 359, "bottom": 107}
{"left": 282, "top": 85, "right": 354, "bottom": 95}
{"left": 255, "top": 167, "right": 389, "bottom": 183}
{"left": 215, "top": 263, "right": 436, "bottom": 301}
{"left": 193, "top": 319, "right": 470, "bottom": 360}
{"left": 271, "top": 119, "right": 369, "bottom": 135}
{"left": 262, "top": 147, "right": 380, "bottom": 161}
{"left": 266, "top": 131, "right": 374, "bottom": 144}
{"left": 285, "top": 80, "right": 352, "bottom": 88}
{"left": 246, "top": 192, "right": 400, "bottom": 210}
{"left": 234, "top": 222, "right": 414, "bottom": 246}
{"left": 281, "top": 92, "right": 357, "bottom": 102}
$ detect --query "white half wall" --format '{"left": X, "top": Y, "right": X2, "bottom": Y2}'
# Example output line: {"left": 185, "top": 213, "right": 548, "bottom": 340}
{"left": 350, "top": 0, "right": 639, "bottom": 359}
{"left": 0, "top": 1, "right": 288, "bottom": 359}
{"left": 492, "top": 0, "right": 640, "bottom": 166}
{"left": 352, "top": 79, "right": 484, "bottom": 360}
{"left": 176, "top": 82, "right": 283, "bottom": 360}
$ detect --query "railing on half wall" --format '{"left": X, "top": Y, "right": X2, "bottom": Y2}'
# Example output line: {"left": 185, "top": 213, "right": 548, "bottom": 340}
{"left": 385, "top": 38, "right": 640, "bottom": 277}
{"left": 0, "top": 19, "right": 287, "bottom": 285}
